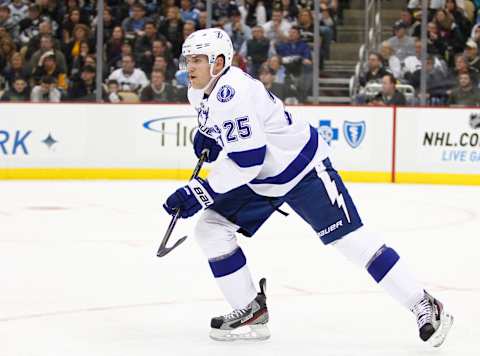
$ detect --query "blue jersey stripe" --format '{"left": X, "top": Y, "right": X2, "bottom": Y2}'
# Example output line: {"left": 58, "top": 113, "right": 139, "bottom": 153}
{"left": 250, "top": 126, "right": 318, "bottom": 185}
{"left": 227, "top": 145, "right": 266, "bottom": 168}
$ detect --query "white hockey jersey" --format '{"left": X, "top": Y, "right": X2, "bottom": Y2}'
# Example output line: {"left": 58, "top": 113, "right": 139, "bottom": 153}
{"left": 189, "top": 66, "right": 329, "bottom": 197}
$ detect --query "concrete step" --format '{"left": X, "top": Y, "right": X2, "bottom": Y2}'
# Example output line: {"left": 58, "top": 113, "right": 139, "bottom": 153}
{"left": 330, "top": 42, "right": 360, "bottom": 61}
{"left": 318, "top": 77, "right": 351, "bottom": 84}
{"left": 325, "top": 59, "right": 357, "bottom": 66}
{"left": 310, "top": 96, "right": 352, "bottom": 104}
{"left": 337, "top": 29, "right": 391, "bottom": 42}
{"left": 341, "top": 11, "right": 400, "bottom": 26}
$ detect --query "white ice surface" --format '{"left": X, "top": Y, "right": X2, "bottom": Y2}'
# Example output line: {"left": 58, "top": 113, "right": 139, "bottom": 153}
{"left": 0, "top": 180, "right": 479, "bottom": 356}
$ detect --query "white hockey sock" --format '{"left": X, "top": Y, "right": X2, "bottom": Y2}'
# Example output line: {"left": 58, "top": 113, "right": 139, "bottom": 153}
{"left": 334, "top": 227, "right": 424, "bottom": 310}
{"left": 378, "top": 259, "right": 425, "bottom": 310}
{"left": 215, "top": 264, "right": 258, "bottom": 310}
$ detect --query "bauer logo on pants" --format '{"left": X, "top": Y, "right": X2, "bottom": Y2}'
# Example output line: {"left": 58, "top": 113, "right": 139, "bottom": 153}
{"left": 343, "top": 121, "right": 366, "bottom": 148}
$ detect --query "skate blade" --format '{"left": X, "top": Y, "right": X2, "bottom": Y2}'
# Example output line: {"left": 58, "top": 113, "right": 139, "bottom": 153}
{"left": 429, "top": 310, "right": 454, "bottom": 347}
{"left": 209, "top": 324, "right": 270, "bottom": 342}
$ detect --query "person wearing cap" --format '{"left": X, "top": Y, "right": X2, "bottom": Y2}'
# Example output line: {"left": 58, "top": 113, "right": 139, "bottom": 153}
{"left": 30, "top": 74, "right": 61, "bottom": 102}
{"left": 387, "top": 20, "right": 416, "bottom": 62}
{"left": 465, "top": 38, "right": 480, "bottom": 71}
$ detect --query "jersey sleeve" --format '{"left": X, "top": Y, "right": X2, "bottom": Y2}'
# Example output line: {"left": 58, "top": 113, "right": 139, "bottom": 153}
{"left": 207, "top": 85, "right": 268, "bottom": 194}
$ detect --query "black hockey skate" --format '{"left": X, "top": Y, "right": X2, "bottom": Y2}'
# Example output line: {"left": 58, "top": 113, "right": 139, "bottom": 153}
{"left": 209, "top": 278, "right": 270, "bottom": 341}
{"left": 411, "top": 290, "right": 453, "bottom": 347}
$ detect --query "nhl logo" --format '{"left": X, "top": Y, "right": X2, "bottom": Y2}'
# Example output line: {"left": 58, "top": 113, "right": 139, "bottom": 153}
{"left": 343, "top": 121, "right": 366, "bottom": 148}
{"left": 470, "top": 113, "right": 480, "bottom": 129}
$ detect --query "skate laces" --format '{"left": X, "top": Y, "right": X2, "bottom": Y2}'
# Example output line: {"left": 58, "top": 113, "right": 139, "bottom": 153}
{"left": 411, "top": 297, "right": 433, "bottom": 329}
{"left": 224, "top": 306, "right": 250, "bottom": 320}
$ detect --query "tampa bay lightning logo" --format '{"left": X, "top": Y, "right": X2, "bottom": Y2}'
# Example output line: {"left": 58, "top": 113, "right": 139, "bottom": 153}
{"left": 343, "top": 121, "right": 366, "bottom": 148}
{"left": 217, "top": 85, "right": 235, "bottom": 103}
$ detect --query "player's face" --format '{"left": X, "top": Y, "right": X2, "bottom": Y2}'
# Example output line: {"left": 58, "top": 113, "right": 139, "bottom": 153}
{"left": 186, "top": 55, "right": 211, "bottom": 89}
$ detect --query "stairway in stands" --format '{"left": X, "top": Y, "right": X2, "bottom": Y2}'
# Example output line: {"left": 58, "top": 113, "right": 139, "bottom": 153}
{"left": 318, "top": 0, "right": 405, "bottom": 104}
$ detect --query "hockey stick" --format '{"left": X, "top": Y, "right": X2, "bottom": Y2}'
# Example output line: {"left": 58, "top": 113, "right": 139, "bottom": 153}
{"left": 156, "top": 149, "right": 209, "bottom": 257}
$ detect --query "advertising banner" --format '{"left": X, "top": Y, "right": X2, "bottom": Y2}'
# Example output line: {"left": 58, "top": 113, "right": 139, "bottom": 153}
{"left": 396, "top": 107, "right": 480, "bottom": 183}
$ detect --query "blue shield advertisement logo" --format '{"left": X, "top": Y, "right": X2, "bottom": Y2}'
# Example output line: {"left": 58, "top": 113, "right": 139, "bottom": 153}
{"left": 343, "top": 121, "right": 366, "bottom": 148}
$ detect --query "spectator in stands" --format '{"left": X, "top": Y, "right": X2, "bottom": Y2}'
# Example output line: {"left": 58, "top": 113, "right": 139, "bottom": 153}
{"left": 0, "top": 75, "right": 29, "bottom": 101}
{"left": 8, "top": 0, "right": 29, "bottom": 26}
{"left": 379, "top": 41, "right": 402, "bottom": 79}
{"left": 180, "top": 0, "right": 200, "bottom": 25}
{"left": 276, "top": 26, "right": 312, "bottom": 66}
{"left": 158, "top": 6, "right": 184, "bottom": 58}
{"left": 151, "top": 55, "right": 175, "bottom": 81}
{"left": 434, "top": 8, "right": 466, "bottom": 63}
{"left": 122, "top": 2, "right": 148, "bottom": 37}
{"left": 18, "top": 4, "right": 43, "bottom": 46}
{"left": 62, "top": 7, "right": 85, "bottom": 43}
{"left": 448, "top": 71, "right": 480, "bottom": 106}
{"left": 106, "top": 79, "right": 123, "bottom": 103}
{"left": 24, "top": 19, "right": 58, "bottom": 61}
{"left": 108, "top": 54, "right": 149, "bottom": 93}
{"left": 451, "top": 53, "right": 479, "bottom": 85}
{"left": 445, "top": 0, "right": 472, "bottom": 42}
{"left": 30, "top": 74, "right": 61, "bottom": 102}
{"left": 262, "top": 8, "right": 290, "bottom": 44}
{"left": 319, "top": 2, "right": 336, "bottom": 60}
{"left": 387, "top": 21, "right": 416, "bottom": 62}
{"left": 2, "top": 51, "right": 28, "bottom": 87}
{"left": 68, "top": 64, "right": 105, "bottom": 101}
{"left": 275, "top": 26, "right": 312, "bottom": 100}
{"left": 69, "top": 43, "right": 95, "bottom": 80}
{"left": 370, "top": 73, "right": 407, "bottom": 106}
{"left": 403, "top": 39, "right": 448, "bottom": 79}
{"left": 359, "top": 52, "right": 388, "bottom": 87}
{"left": 64, "top": 23, "right": 92, "bottom": 70}
{"left": 240, "top": 25, "right": 271, "bottom": 77}
{"left": 139, "top": 38, "right": 173, "bottom": 78}
{"left": 267, "top": 54, "right": 287, "bottom": 84}
{"left": 0, "top": 4, "right": 17, "bottom": 38}
{"left": 31, "top": 52, "right": 67, "bottom": 91}
{"left": 225, "top": 9, "right": 252, "bottom": 52}
{"left": 465, "top": 38, "right": 480, "bottom": 71}
{"left": 258, "top": 65, "right": 295, "bottom": 102}
{"left": 212, "top": 0, "right": 239, "bottom": 21}
{"left": 197, "top": 10, "right": 208, "bottom": 30}
{"left": 399, "top": 9, "right": 420, "bottom": 38}
{"left": 426, "top": 21, "right": 448, "bottom": 59}
{"left": 182, "top": 20, "right": 196, "bottom": 41}
{"left": 134, "top": 20, "right": 161, "bottom": 57}
{"left": 0, "top": 35, "right": 16, "bottom": 69}
{"left": 140, "top": 69, "right": 177, "bottom": 102}
{"left": 277, "top": 0, "right": 299, "bottom": 23}
{"left": 91, "top": 7, "right": 117, "bottom": 42}
{"left": 241, "top": 0, "right": 267, "bottom": 27}
{"left": 28, "top": 33, "right": 67, "bottom": 76}
{"left": 106, "top": 26, "right": 125, "bottom": 71}
{"left": 471, "top": 24, "right": 480, "bottom": 48}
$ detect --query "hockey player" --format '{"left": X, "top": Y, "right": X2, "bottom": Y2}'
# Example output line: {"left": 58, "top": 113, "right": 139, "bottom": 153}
{"left": 163, "top": 28, "right": 453, "bottom": 344}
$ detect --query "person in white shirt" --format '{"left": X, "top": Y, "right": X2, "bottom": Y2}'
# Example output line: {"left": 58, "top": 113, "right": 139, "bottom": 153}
{"left": 262, "top": 8, "right": 291, "bottom": 44}
{"left": 107, "top": 54, "right": 149, "bottom": 93}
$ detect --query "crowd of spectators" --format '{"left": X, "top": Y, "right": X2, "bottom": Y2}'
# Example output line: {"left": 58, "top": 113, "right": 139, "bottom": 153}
{"left": 357, "top": 0, "right": 480, "bottom": 107}
{"left": 0, "top": 0, "right": 345, "bottom": 104}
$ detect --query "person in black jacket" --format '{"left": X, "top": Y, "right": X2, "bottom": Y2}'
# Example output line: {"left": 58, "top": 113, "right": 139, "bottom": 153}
{"left": 0, "top": 76, "right": 30, "bottom": 101}
{"left": 140, "top": 69, "right": 177, "bottom": 103}
{"left": 67, "top": 65, "right": 106, "bottom": 101}
{"left": 240, "top": 25, "right": 270, "bottom": 77}
{"left": 370, "top": 73, "right": 407, "bottom": 106}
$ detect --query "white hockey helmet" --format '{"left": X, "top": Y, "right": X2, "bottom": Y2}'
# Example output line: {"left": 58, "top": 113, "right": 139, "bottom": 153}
{"left": 180, "top": 28, "right": 233, "bottom": 76}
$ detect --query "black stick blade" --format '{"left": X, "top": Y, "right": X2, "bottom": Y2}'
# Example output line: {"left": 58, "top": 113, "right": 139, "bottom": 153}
{"left": 156, "top": 235, "right": 188, "bottom": 257}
